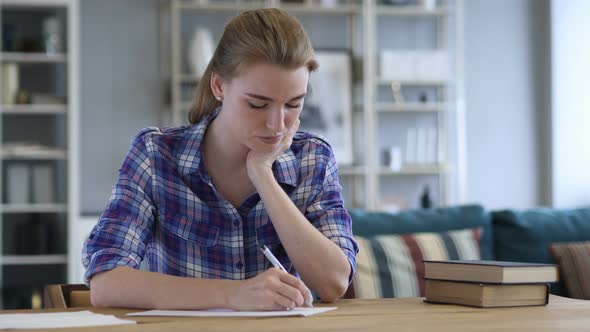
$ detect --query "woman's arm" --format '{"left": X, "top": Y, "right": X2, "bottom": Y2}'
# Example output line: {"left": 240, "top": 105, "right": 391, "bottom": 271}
{"left": 246, "top": 119, "right": 353, "bottom": 302}
{"left": 90, "top": 266, "right": 311, "bottom": 310}
{"left": 249, "top": 166, "right": 352, "bottom": 302}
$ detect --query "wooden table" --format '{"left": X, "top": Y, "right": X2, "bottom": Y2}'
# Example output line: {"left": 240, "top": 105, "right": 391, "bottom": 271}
{"left": 2, "top": 295, "right": 589, "bottom": 331}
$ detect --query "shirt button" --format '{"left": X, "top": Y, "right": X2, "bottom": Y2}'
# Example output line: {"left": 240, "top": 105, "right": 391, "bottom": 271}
{"left": 233, "top": 220, "right": 240, "bottom": 227}
{"left": 236, "top": 261, "right": 244, "bottom": 269}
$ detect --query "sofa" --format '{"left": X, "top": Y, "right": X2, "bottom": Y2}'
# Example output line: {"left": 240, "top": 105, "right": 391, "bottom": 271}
{"left": 345, "top": 204, "right": 590, "bottom": 300}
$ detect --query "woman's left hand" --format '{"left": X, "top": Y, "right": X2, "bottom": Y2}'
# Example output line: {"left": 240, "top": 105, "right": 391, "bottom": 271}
{"left": 246, "top": 118, "right": 300, "bottom": 184}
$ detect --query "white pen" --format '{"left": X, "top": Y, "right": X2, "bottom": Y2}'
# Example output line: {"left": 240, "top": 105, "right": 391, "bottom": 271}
{"left": 260, "top": 244, "right": 313, "bottom": 308}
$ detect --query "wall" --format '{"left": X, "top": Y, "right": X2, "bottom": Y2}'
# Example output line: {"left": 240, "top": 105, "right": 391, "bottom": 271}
{"left": 80, "top": 0, "right": 160, "bottom": 214}
{"left": 550, "top": 0, "right": 590, "bottom": 208}
{"left": 463, "top": 0, "right": 550, "bottom": 209}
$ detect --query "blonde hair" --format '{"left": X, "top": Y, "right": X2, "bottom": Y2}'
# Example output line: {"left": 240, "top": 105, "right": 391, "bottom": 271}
{"left": 188, "top": 8, "right": 319, "bottom": 124}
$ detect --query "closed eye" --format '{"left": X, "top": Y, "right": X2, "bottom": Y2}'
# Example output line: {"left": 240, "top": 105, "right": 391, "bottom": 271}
{"left": 248, "top": 102, "right": 268, "bottom": 109}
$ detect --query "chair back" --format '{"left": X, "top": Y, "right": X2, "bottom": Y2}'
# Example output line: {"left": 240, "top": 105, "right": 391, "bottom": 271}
{"left": 43, "top": 284, "right": 91, "bottom": 308}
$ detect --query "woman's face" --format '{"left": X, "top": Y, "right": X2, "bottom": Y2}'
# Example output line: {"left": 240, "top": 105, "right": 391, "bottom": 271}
{"left": 214, "top": 63, "right": 309, "bottom": 153}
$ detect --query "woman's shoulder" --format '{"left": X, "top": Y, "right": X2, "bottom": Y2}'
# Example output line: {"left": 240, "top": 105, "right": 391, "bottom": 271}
{"left": 133, "top": 125, "right": 190, "bottom": 141}
{"left": 130, "top": 125, "right": 194, "bottom": 148}
{"left": 291, "top": 131, "right": 335, "bottom": 161}
{"left": 127, "top": 125, "right": 198, "bottom": 164}
{"left": 293, "top": 131, "right": 332, "bottom": 149}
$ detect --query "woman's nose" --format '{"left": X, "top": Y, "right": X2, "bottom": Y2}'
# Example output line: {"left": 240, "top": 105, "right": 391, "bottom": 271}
{"left": 266, "top": 108, "right": 285, "bottom": 133}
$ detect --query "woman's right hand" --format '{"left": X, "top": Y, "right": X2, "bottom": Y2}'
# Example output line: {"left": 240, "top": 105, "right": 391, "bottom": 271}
{"left": 228, "top": 268, "right": 313, "bottom": 311}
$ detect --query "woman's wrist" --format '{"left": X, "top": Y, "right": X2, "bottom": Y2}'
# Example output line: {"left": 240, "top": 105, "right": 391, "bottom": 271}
{"left": 222, "top": 280, "right": 239, "bottom": 309}
{"left": 247, "top": 164, "right": 274, "bottom": 188}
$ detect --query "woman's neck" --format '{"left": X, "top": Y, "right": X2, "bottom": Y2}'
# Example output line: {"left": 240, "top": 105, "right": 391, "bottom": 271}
{"left": 203, "top": 115, "right": 249, "bottom": 174}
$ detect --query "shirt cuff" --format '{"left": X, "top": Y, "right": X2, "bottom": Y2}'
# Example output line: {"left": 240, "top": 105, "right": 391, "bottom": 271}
{"left": 83, "top": 249, "right": 142, "bottom": 286}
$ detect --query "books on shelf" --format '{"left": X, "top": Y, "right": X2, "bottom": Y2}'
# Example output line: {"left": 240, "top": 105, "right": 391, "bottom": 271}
{"left": 32, "top": 163, "right": 56, "bottom": 204}
{"left": 425, "top": 280, "right": 550, "bottom": 308}
{"left": 424, "top": 260, "right": 558, "bottom": 308}
{"left": 6, "top": 163, "right": 30, "bottom": 204}
{"left": 423, "top": 260, "right": 559, "bottom": 284}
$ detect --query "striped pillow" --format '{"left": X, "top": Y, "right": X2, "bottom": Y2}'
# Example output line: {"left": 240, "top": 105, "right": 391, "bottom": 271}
{"left": 351, "top": 228, "right": 482, "bottom": 298}
{"left": 549, "top": 241, "right": 590, "bottom": 300}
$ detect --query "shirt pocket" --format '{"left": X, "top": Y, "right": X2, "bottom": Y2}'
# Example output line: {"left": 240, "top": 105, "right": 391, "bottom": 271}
{"left": 160, "top": 214, "right": 219, "bottom": 247}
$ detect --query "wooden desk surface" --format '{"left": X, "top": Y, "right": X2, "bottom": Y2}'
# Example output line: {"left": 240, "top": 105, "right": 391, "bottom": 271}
{"left": 2, "top": 295, "right": 589, "bottom": 332}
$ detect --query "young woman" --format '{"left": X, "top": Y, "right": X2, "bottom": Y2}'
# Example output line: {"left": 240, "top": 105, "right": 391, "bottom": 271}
{"left": 83, "top": 8, "right": 358, "bottom": 311}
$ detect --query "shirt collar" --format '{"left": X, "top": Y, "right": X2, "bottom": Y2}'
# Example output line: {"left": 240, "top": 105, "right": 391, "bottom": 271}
{"left": 272, "top": 148, "right": 298, "bottom": 187}
{"left": 178, "top": 107, "right": 298, "bottom": 187}
{"left": 178, "top": 107, "right": 219, "bottom": 178}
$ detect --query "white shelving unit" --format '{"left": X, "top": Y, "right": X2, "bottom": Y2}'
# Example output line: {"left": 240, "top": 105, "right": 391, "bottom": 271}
{"left": 161, "top": 0, "right": 464, "bottom": 211}
{"left": 0, "top": 0, "right": 79, "bottom": 309}
{"left": 364, "top": 0, "right": 463, "bottom": 210}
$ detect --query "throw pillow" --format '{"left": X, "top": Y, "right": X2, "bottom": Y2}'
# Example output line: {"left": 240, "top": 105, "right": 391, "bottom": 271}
{"left": 350, "top": 205, "right": 494, "bottom": 260}
{"left": 549, "top": 241, "right": 590, "bottom": 300}
{"left": 351, "top": 227, "right": 482, "bottom": 299}
{"left": 492, "top": 207, "right": 590, "bottom": 296}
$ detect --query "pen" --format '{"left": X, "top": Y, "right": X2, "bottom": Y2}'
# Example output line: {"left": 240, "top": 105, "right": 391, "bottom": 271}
{"left": 260, "top": 244, "right": 313, "bottom": 308}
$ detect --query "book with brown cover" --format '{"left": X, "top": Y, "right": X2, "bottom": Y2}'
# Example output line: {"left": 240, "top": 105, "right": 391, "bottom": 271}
{"left": 424, "top": 279, "right": 550, "bottom": 308}
{"left": 423, "top": 260, "right": 559, "bottom": 284}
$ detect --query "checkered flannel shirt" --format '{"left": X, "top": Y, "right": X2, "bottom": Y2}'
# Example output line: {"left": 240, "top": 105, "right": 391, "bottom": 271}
{"left": 82, "top": 108, "right": 358, "bottom": 284}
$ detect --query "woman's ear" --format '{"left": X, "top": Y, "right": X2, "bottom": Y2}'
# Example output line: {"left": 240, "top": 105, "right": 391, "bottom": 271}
{"left": 210, "top": 73, "right": 224, "bottom": 99}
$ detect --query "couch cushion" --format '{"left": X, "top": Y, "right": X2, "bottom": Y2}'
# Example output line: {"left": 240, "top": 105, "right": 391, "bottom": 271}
{"left": 351, "top": 227, "right": 482, "bottom": 299}
{"left": 492, "top": 207, "right": 590, "bottom": 296}
{"left": 349, "top": 205, "right": 493, "bottom": 260}
{"left": 549, "top": 241, "right": 590, "bottom": 299}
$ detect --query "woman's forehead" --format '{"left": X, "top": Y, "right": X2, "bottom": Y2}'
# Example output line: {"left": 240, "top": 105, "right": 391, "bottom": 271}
{"left": 232, "top": 63, "right": 309, "bottom": 91}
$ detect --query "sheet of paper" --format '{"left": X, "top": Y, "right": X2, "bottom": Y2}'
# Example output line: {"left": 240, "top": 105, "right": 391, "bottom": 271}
{"left": 0, "top": 310, "right": 136, "bottom": 330}
{"left": 127, "top": 307, "right": 337, "bottom": 318}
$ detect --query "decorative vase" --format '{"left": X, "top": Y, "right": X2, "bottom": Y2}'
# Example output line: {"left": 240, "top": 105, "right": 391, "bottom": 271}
{"left": 188, "top": 27, "right": 214, "bottom": 79}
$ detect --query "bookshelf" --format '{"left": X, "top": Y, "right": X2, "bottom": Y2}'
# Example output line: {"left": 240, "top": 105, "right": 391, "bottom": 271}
{"left": 161, "top": 0, "right": 464, "bottom": 211}
{"left": 0, "top": 0, "right": 79, "bottom": 309}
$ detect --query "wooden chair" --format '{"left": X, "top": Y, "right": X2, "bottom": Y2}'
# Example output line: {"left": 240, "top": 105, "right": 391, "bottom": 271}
{"left": 43, "top": 284, "right": 92, "bottom": 308}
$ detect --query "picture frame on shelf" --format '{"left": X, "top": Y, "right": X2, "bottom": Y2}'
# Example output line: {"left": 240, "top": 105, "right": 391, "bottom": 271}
{"left": 300, "top": 50, "right": 353, "bottom": 165}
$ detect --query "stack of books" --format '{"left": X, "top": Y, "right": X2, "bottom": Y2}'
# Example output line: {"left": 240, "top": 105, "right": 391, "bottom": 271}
{"left": 423, "top": 260, "right": 559, "bottom": 308}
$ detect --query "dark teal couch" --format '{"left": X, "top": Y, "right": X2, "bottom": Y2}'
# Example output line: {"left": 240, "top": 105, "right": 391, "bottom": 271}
{"left": 349, "top": 204, "right": 590, "bottom": 297}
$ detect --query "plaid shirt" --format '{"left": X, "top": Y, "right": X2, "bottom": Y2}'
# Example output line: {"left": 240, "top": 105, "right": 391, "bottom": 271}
{"left": 82, "top": 108, "right": 358, "bottom": 284}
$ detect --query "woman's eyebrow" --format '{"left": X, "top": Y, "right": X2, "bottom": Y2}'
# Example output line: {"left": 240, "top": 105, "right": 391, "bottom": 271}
{"left": 245, "top": 92, "right": 307, "bottom": 102}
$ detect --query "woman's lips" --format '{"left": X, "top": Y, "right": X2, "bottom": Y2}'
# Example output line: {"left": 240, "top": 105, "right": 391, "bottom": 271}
{"left": 257, "top": 135, "right": 281, "bottom": 144}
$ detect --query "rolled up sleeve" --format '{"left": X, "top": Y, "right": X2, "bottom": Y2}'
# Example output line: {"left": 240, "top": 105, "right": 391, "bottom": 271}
{"left": 305, "top": 147, "right": 359, "bottom": 284}
{"left": 82, "top": 130, "right": 157, "bottom": 284}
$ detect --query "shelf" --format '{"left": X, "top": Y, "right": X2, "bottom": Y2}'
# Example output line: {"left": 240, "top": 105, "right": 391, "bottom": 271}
{"left": 1, "top": 204, "right": 67, "bottom": 214}
{"left": 375, "top": 102, "right": 446, "bottom": 112}
{"left": 164, "top": 102, "right": 192, "bottom": 112}
{"left": 0, "top": 255, "right": 67, "bottom": 266}
{"left": 1, "top": 52, "right": 67, "bottom": 63}
{"left": 0, "top": 0, "right": 71, "bottom": 8}
{"left": 377, "top": 78, "right": 447, "bottom": 86}
{"left": 175, "top": 74, "right": 200, "bottom": 83}
{"left": 0, "top": 104, "right": 67, "bottom": 115}
{"left": 279, "top": 3, "right": 360, "bottom": 15}
{"left": 339, "top": 166, "right": 365, "bottom": 176}
{"left": 378, "top": 164, "right": 447, "bottom": 175}
{"left": 377, "top": 5, "right": 449, "bottom": 17}
{"left": 1, "top": 149, "right": 67, "bottom": 160}
{"left": 177, "top": 1, "right": 360, "bottom": 15}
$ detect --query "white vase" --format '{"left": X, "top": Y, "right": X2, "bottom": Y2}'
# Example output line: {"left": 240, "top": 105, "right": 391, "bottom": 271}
{"left": 188, "top": 27, "right": 214, "bottom": 79}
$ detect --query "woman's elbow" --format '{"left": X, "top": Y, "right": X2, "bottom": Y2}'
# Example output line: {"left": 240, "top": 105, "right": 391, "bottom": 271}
{"left": 88, "top": 271, "right": 114, "bottom": 307}
{"left": 89, "top": 281, "right": 108, "bottom": 307}
{"left": 317, "top": 277, "right": 349, "bottom": 303}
